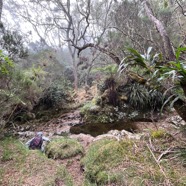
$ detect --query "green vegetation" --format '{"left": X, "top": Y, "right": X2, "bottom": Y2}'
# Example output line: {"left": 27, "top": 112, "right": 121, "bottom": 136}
{"left": 123, "top": 82, "right": 163, "bottom": 110}
{"left": 81, "top": 138, "right": 186, "bottom": 185}
{"left": 1, "top": 134, "right": 186, "bottom": 186}
{"left": 151, "top": 129, "right": 168, "bottom": 139}
{"left": 0, "top": 50, "right": 14, "bottom": 75}
{"left": 0, "top": 137, "right": 73, "bottom": 186}
{"left": 45, "top": 137, "right": 84, "bottom": 160}
{"left": 36, "top": 83, "right": 71, "bottom": 109}
{"left": 1, "top": 1, "right": 186, "bottom": 186}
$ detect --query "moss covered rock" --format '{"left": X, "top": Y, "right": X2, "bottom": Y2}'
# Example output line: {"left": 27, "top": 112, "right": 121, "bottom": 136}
{"left": 45, "top": 137, "right": 84, "bottom": 159}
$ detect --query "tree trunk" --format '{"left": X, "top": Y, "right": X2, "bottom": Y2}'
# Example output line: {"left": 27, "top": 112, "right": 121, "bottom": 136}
{"left": 68, "top": 45, "right": 78, "bottom": 91}
{"left": 141, "top": 0, "right": 175, "bottom": 60}
{"left": 72, "top": 58, "right": 78, "bottom": 91}
{"left": 140, "top": 1, "right": 186, "bottom": 121}
{"left": 0, "top": 0, "right": 2, "bottom": 22}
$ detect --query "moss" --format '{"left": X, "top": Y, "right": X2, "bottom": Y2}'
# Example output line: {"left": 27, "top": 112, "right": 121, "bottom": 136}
{"left": 81, "top": 138, "right": 186, "bottom": 185}
{"left": 45, "top": 137, "right": 84, "bottom": 159}
{"left": 0, "top": 137, "right": 28, "bottom": 163}
{"left": 81, "top": 139, "right": 133, "bottom": 184}
{"left": 151, "top": 129, "right": 168, "bottom": 139}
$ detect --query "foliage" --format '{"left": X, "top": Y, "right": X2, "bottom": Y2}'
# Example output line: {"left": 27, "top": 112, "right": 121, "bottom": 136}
{"left": 118, "top": 47, "right": 161, "bottom": 75}
{"left": 92, "top": 64, "right": 118, "bottom": 77}
{"left": 45, "top": 137, "right": 84, "bottom": 160}
{"left": 123, "top": 82, "right": 163, "bottom": 110}
{"left": 81, "top": 139, "right": 126, "bottom": 185}
{"left": 104, "top": 77, "right": 116, "bottom": 90}
{"left": 118, "top": 47, "right": 162, "bottom": 91}
{"left": 103, "top": 77, "right": 118, "bottom": 106}
{"left": 154, "top": 47, "right": 186, "bottom": 117}
{"left": 0, "top": 50, "right": 14, "bottom": 75}
{"left": 80, "top": 101, "right": 96, "bottom": 114}
{"left": 0, "top": 30, "right": 28, "bottom": 60}
{"left": 37, "top": 83, "right": 70, "bottom": 109}
{"left": 81, "top": 137, "right": 186, "bottom": 185}
{"left": 0, "top": 62, "right": 45, "bottom": 124}
{"left": 118, "top": 47, "right": 186, "bottom": 116}
{"left": 177, "top": 148, "right": 186, "bottom": 167}
{"left": 151, "top": 129, "right": 168, "bottom": 139}
{"left": 158, "top": 47, "right": 186, "bottom": 86}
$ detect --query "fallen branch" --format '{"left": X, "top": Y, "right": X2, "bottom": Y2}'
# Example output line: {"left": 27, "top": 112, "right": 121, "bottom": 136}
{"left": 146, "top": 143, "right": 172, "bottom": 186}
{"left": 157, "top": 147, "right": 173, "bottom": 162}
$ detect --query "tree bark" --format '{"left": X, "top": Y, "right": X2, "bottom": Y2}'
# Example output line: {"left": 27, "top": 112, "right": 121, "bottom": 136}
{"left": 0, "top": 0, "right": 2, "bottom": 22}
{"left": 141, "top": 0, "right": 175, "bottom": 60}
{"left": 75, "top": 43, "right": 121, "bottom": 65}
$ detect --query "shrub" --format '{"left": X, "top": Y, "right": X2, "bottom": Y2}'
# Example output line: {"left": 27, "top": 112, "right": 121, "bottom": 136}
{"left": 36, "top": 83, "right": 70, "bottom": 109}
{"left": 122, "top": 82, "right": 164, "bottom": 111}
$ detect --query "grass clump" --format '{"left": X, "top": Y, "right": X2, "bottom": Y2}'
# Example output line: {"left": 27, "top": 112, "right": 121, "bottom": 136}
{"left": 81, "top": 138, "right": 186, "bottom": 185}
{"left": 45, "top": 137, "right": 84, "bottom": 159}
{"left": 0, "top": 137, "right": 28, "bottom": 163}
{"left": 151, "top": 129, "right": 168, "bottom": 139}
{"left": 81, "top": 139, "right": 131, "bottom": 185}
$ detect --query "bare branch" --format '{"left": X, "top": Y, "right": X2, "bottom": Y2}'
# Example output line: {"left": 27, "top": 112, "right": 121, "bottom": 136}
{"left": 72, "top": 42, "right": 120, "bottom": 65}
{"left": 175, "top": 0, "right": 186, "bottom": 16}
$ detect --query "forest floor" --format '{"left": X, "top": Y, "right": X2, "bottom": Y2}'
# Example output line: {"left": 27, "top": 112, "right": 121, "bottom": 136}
{"left": 0, "top": 88, "right": 186, "bottom": 186}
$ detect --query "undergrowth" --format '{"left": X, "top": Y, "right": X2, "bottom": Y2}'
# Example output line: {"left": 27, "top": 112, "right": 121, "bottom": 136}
{"left": 81, "top": 137, "right": 186, "bottom": 185}
{"left": 0, "top": 137, "right": 73, "bottom": 186}
{"left": 1, "top": 132, "right": 186, "bottom": 186}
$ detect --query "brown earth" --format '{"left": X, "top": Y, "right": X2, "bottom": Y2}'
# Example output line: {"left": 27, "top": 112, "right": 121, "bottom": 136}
{"left": 1, "top": 88, "right": 186, "bottom": 186}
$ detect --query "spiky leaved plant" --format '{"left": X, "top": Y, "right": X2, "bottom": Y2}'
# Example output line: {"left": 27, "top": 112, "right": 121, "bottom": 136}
{"left": 156, "top": 47, "right": 186, "bottom": 121}
{"left": 118, "top": 47, "right": 161, "bottom": 76}
{"left": 123, "top": 82, "right": 163, "bottom": 111}
{"left": 118, "top": 47, "right": 163, "bottom": 110}
{"left": 118, "top": 46, "right": 186, "bottom": 121}
{"left": 158, "top": 47, "right": 186, "bottom": 96}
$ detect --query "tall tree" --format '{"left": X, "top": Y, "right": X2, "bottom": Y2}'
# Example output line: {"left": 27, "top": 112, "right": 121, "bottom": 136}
{"left": 141, "top": 0, "right": 175, "bottom": 60}
{"left": 0, "top": 0, "right": 3, "bottom": 22}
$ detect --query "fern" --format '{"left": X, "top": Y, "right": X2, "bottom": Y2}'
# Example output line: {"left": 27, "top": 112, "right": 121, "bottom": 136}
{"left": 92, "top": 64, "right": 118, "bottom": 76}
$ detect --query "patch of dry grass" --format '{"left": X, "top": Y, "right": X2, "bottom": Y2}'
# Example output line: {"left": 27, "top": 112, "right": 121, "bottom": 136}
{"left": 0, "top": 137, "right": 73, "bottom": 186}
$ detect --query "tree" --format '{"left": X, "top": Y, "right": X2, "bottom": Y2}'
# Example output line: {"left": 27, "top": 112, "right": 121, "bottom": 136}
{"left": 0, "top": 0, "right": 3, "bottom": 23}
{"left": 12, "top": 0, "right": 119, "bottom": 90}
{"left": 140, "top": 0, "right": 175, "bottom": 60}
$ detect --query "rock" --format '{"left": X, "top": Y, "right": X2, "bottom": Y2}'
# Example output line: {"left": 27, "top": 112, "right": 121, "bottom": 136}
{"left": 54, "top": 126, "right": 71, "bottom": 136}
{"left": 120, "top": 130, "right": 143, "bottom": 140}
{"left": 17, "top": 131, "right": 35, "bottom": 137}
{"left": 93, "top": 129, "right": 143, "bottom": 142}
{"left": 70, "top": 133, "right": 94, "bottom": 147}
{"left": 89, "top": 105, "right": 102, "bottom": 114}
{"left": 167, "top": 115, "right": 186, "bottom": 126}
{"left": 93, "top": 134, "right": 121, "bottom": 141}
{"left": 25, "top": 125, "right": 31, "bottom": 130}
